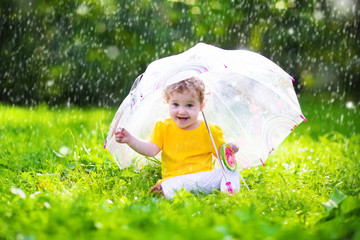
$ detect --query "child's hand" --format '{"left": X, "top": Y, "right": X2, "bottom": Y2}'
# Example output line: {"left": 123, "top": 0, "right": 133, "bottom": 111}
{"left": 228, "top": 143, "right": 239, "bottom": 153}
{"left": 115, "top": 128, "right": 132, "bottom": 143}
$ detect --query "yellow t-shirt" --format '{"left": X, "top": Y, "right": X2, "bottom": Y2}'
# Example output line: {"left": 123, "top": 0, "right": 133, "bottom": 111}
{"left": 149, "top": 118, "right": 226, "bottom": 180}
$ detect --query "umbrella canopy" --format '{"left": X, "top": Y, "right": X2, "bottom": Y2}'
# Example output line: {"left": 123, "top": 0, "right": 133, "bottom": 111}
{"left": 104, "top": 43, "right": 306, "bottom": 170}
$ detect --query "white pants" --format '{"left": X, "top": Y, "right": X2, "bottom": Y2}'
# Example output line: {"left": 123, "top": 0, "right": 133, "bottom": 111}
{"left": 161, "top": 168, "right": 240, "bottom": 199}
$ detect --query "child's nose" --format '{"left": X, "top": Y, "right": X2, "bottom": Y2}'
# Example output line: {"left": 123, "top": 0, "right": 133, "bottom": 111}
{"left": 178, "top": 107, "right": 186, "bottom": 114}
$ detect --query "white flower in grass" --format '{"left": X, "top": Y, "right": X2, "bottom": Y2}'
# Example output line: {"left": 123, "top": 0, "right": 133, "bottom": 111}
{"left": 11, "top": 188, "right": 26, "bottom": 199}
{"left": 44, "top": 202, "right": 51, "bottom": 209}
{"left": 59, "top": 146, "right": 70, "bottom": 155}
{"left": 30, "top": 191, "right": 42, "bottom": 199}
{"left": 53, "top": 146, "right": 71, "bottom": 158}
{"left": 95, "top": 222, "right": 103, "bottom": 229}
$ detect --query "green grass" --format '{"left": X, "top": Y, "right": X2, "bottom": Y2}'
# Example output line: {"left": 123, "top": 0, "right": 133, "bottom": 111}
{"left": 0, "top": 97, "right": 359, "bottom": 240}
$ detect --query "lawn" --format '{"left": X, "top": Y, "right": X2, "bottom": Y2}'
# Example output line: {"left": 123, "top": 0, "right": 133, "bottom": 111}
{"left": 0, "top": 95, "right": 359, "bottom": 239}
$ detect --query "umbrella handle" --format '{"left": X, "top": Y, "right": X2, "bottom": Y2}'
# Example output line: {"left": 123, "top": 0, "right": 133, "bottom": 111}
{"left": 201, "top": 111, "right": 251, "bottom": 192}
{"left": 201, "top": 111, "right": 228, "bottom": 176}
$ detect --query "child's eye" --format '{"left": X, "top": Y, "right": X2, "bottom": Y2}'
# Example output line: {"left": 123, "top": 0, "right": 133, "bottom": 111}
{"left": 187, "top": 104, "right": 193, "bottom": 108}
{"left": 173, "top": 103, "right": 179, "bottom": 107}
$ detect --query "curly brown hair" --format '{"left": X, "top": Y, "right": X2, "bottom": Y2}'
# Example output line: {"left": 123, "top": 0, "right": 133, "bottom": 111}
{"left": 163, "top": 77, "right": 206, "bottom": 104}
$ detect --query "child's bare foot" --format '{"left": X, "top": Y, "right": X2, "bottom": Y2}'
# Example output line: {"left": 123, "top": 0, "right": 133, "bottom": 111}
{"left": 150, "top": 184, "right": 164, "bottom": 196}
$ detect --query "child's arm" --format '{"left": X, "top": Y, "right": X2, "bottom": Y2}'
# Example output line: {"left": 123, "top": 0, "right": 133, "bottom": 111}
{"left": 115, "top": 129, "right": 160, "bottom": 157}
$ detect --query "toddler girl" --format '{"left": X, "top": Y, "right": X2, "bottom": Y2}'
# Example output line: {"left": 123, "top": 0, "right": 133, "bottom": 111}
{"left": 115, "top": 77, "right": 240, "bottom": 199}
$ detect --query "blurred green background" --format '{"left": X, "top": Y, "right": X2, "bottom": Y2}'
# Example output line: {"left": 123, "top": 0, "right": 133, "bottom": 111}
{"left": 0, "top": 0, "right": 359, "bottom": 106}
{"left": 1, "top": 2, "right": 359, "bottom": 238}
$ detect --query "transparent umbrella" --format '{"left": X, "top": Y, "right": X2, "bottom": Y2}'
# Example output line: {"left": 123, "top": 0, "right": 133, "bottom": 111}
{"left": 104, "top": 43, "right": 306, "bottom": 177}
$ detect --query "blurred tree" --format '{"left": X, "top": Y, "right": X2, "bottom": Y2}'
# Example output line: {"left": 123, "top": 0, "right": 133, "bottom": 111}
{"left": 0, "top": 0, "right": 359, "bottom": 106}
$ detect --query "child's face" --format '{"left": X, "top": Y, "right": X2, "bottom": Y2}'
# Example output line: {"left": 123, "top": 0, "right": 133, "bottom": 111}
{"left": 168, "top": 90, "right": 204, "bottom": 130}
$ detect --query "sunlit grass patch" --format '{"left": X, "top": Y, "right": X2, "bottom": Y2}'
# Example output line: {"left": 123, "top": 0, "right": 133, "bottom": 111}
{"left": 0, "top": 101, "right": 359, "bottom": 239}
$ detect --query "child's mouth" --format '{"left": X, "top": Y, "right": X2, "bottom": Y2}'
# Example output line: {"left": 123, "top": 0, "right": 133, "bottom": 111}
{"left": 177, "top": 117, "right": 189, "bottom": 122}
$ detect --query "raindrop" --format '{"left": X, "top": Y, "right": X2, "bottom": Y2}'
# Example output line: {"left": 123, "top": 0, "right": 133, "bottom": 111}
{"left": 288, "top": 28, "right": 294, "bottom": 35}
{"left": 76, "top": 3, "right": 89, "bottom": 16}
{"left": 346, "top": 101, "right": 355, "bottom": 109}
